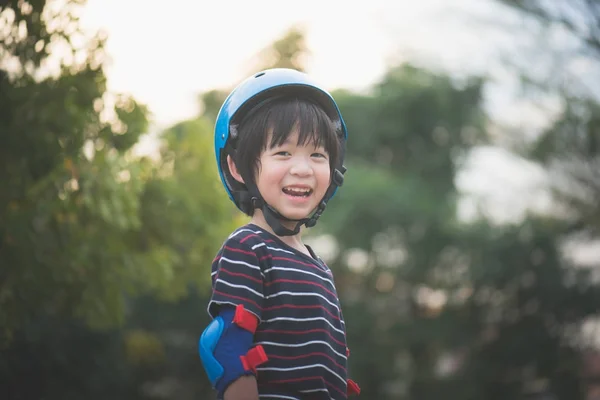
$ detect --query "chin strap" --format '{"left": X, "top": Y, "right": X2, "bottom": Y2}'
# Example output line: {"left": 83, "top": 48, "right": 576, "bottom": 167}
{"left": 233, "top": 166, "right": 346, "bottom": 237}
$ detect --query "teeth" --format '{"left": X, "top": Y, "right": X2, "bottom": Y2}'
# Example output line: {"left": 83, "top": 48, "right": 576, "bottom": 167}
{"left": 283, "top": 187, "right": 311, "bottom": 196}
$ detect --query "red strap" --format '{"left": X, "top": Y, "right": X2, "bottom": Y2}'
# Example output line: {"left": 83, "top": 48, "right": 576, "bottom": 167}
{"left": 240, "top": 345, "right": 268, "bottom": 373}
{"left": 233, "top": 304, "right": 259, "bottom": 333}
{"left": 347, "top": 379, "right": 361, "bottom": 396}
{"left": 346, "top": 347, "right": 350, "bottom": 357}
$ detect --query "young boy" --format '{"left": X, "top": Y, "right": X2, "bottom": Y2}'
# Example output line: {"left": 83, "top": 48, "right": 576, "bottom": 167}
{"left": 199, "top": 68, "right": 360, "bottom": 400}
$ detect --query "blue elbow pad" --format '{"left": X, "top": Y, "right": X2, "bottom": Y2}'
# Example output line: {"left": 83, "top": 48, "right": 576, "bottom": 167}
{"left": 199, "top": 305, "right": 268, "bottom": 398}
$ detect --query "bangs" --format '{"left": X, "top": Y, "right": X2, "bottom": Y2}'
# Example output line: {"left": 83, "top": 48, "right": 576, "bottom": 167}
{"left": 262, "top": 98, "right": 340, "bottom": 157}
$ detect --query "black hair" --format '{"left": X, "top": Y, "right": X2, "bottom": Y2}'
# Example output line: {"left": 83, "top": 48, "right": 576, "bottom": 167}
{"left": 225, "top": 95, "right": 342, "bottom": 216}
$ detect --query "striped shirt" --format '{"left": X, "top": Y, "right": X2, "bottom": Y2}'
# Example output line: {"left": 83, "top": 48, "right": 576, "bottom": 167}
{"left": 207, "top": 224, "right": 349, "bottom": 399}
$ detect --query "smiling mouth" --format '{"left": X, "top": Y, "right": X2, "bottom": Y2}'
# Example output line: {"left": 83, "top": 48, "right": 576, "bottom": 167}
{"left": 282, "top": 187, "right": 313, "bottom": 197}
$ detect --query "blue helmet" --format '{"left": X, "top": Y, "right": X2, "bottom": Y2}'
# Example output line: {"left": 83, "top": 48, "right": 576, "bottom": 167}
{"left": 213, "top": 68, "right": 347, "bottom": 235}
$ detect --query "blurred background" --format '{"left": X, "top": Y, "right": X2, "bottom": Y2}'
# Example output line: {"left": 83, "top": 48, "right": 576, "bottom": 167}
{"left": 1, "top": 0, "right": 600, "bottom": 399}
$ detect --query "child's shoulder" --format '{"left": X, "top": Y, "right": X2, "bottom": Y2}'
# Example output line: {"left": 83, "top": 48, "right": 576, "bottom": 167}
{"left": 211, "top": 225, "right": 270, "bottom": 272}
{"left": 217, "top": 224, "right": 277, "bottom": 256}
{"left": 223, "top": 224, "right": 266, "bottom": 243}
{"left": 219, "top": 224, "right": 304, "bottom": 262}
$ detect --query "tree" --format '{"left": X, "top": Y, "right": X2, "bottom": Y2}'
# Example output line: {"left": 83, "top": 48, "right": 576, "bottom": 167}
{"left": 496, "top": 0, "right": 600, "bottom": 239}
{"left": 0, "top": 0, "right": 154, "bottom": 337}
{"left": 135, "top": 117, "right": 243, "bottom": 301}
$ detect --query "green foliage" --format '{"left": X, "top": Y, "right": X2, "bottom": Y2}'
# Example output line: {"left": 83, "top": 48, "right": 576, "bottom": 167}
{"left": 325, "top": 65, "right": 486, "bottom": 250}
{"left": 341, "top": 66, "right": 485, "bottom": 181}
{"left": 136, "top": 117, "right": 243, "bottom": 301}
{"left": 0, "top": 0, "right": 237, "bottom": 340}
{"left": 525, "top": 97, "right": 600, "bottom": 239}
{"left": 0, "top": 0, "right": 154, "bottom": 335}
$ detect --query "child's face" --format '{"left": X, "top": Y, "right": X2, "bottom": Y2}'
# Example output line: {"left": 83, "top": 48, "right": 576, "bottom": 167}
{"left": 255, "top": 129, "right": 331, "bottom": 222}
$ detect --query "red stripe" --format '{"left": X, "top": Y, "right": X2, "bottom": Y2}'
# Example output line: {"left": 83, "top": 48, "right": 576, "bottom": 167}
{"left": 213, "top": 290, "right": 263, "bottom": 310}
{"left": 239, "top": 233, "right": 257, "bottom": 243}
{"left": 260, "top": 328, "right": 346, "bottom": 347}
{"left": 263, "top": 304, "right": 340, "bottom": 320}
{"left": 268, "top": 352, "right": 347, "bottom": 372}
{"left": 240, "top": 233, "right": 275, "bottom": 243}
{"left": 223, "top": 245, "right": 256, "bottom": 256}
{"left": 219, "top": 268, "right": 262, "bottom": 284}
{"left": 266, "top": 278, "right": 337, "bottom": 298}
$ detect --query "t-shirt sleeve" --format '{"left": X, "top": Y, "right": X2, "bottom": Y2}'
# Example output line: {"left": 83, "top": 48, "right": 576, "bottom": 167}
{"left": 207, "top": 238, "right": 264, "bottom": 321}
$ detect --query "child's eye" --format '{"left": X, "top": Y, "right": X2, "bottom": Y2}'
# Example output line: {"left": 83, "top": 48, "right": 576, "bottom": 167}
{"left": 312, "top": 152, "right": 328, "bottom": 159}
{"left": 275, "top": 151, "right": 291, "bottom": 156}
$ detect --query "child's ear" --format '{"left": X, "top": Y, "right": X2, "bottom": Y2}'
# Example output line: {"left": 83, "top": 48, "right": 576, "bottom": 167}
{"left": 227, "top": 155, "right": 245, "bottom": 184}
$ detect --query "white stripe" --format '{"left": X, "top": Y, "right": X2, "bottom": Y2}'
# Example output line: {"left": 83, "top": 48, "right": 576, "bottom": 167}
{"left": 250, "top": 243, "right": 296, "bottom": 255}
{"left": 228, "top": 228, "right": 262, "bottom": 239}
{"left": 266, "top": 246, "right": 295, "bottom": 255}
{"left": 220, "top": 256, "right": 262, "bottom": 273}
{"left": 258, "top": 340, "right": 347, "bottom": 360}
{"left": 211, "top": 270, "right": 217, "bottom": 276}
{"left": 258, "top": 395, "right": 299, "bottom": 400}
{"left": 266, "top": 291, "right": 339, "bottom": 312}
{"left": 299, "top": 388, "right": 329, "bottom": 393}
{"left": 257, "top": 363, "right": 346, "bottom": 385}
{"left": 215, "top": 279, "right": 263, "bottom": 298}
{"left": 263, "top": 316, "right": 345, "bottom": 335}
{"left": 263, "top": 266, "right": 335, "bottom": 287}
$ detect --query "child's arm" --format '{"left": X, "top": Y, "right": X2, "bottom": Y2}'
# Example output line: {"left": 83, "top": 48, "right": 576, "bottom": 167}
{"left": 201, "top": 238, "right": 267, "bottom": 398}
{"left": 224, "top": 375, "right": 259, "bottom": 400}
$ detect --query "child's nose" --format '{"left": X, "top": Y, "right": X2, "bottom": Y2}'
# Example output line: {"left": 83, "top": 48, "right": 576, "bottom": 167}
{"left": 290, "top": 158, "right": 313, "bottom": 176}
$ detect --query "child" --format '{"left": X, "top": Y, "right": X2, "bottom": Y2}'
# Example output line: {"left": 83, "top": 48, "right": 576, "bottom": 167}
{"left": 199, "top": 68, "right": 360, "bottom": 400}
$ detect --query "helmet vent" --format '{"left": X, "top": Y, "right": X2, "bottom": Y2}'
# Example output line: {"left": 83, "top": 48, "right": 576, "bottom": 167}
{"left": 254, "top": 72, "right": 266, "bottom": 78}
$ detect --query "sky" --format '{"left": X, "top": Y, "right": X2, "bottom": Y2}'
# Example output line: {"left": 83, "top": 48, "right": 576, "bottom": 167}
{"left": 78, "top": 0, "right": 559, "bottom": 224}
